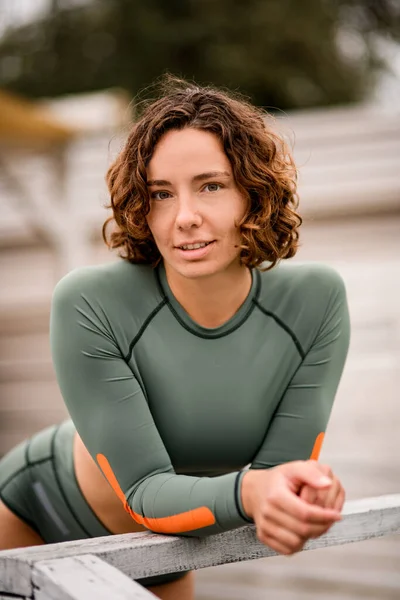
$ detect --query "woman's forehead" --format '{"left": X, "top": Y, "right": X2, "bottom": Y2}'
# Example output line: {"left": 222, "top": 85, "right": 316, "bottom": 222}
{"left": 147, "top": 129, "right": 231, "bottom": 179}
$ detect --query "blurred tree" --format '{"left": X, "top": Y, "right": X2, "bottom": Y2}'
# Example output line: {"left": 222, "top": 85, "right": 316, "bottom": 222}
{"left": 0, "top": 0, "right": 398, "bottom": 109}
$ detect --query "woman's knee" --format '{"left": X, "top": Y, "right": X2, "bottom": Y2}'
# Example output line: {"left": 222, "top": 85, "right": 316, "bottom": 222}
{"left": 0, "top": 500, "right": 45, "bottom": 550}
{"left": 147, "top": 571, "right": 195, "bottom": 600}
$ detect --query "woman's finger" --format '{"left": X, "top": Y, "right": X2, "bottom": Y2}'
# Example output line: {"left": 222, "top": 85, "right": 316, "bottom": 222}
{"left": 311, "top": 465, "right": 335, "bottom": 507}
{"left": 334, "top": 486, "right": 346, "bottom": 512}
{"left": 258, "top": 532, "right": 300, "bottom": 556}
{"left": 267, "top": 487, "right": 341, "bottom": 525}
{"left": 257, "top": 524, "right": 305, "bottom": 555}
{"left": 316, "top": 475, "right": 343, "bottom": 510}
{"left": 299, "top": 484, "right": 317, "bottom": 505}
{"left": 324, "top": 478, "right": 341, "bottom": 509}
{"left": 265, "top": 503, "right": 335, "bottom": 540}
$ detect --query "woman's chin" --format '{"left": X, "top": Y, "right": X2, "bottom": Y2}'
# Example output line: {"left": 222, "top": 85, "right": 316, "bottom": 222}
{"left": 165, "top": 257, "right": 221, "bottom": 280}
{"left": 174, "top": 263, "right": 219, "bottom": 280}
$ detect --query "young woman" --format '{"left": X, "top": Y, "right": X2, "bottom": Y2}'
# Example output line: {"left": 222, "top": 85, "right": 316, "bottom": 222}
{"left": 0, "top": 76, "right": 350, "bottom": 600}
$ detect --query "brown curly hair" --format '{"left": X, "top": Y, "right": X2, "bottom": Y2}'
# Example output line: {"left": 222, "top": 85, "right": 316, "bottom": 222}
{"left": 103, "top": 74, "right": 301, "bottom": 270}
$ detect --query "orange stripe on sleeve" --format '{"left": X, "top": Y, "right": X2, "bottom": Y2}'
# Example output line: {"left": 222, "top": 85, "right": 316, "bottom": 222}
{"left": 309, "top": 432, "right": 325, "bottom": 461}
{"left": 96, "top": 453, "right": 215, "bottom": 533}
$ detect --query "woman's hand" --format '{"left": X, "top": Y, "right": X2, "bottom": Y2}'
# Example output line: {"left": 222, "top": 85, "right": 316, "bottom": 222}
{"left": 297, "top": 463, "right": 345, "bottom": 540}
{"left": 299, "top": 462, "right": 345, "bottom": 514}
{"left": 241, "top": 461, "right": 342, "bottom": 556}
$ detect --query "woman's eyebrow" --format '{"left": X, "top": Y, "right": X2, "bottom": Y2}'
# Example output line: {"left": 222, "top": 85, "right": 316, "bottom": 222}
{"left": 192, "top": 170, "right": 231, "bottom": 182}
{"left": 146, "top": 171, "right": 231, "bottom": 187}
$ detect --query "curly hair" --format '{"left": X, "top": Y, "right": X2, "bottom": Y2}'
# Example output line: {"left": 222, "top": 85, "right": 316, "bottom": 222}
{"left": 103, "top": 74, "right": 301, "bottom": 270}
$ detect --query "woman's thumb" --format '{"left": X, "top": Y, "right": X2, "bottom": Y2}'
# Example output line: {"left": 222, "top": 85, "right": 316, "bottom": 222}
{"left": 288, "top": 461, "right": 332, "bottom": 489}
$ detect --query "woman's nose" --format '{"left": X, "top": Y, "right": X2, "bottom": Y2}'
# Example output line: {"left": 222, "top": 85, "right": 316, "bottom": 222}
{"left": 175, "top": 195, "right": 202, "bottom": 230}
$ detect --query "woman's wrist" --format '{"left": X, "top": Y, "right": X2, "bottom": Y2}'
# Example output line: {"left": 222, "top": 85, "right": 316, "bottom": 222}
{"left": 240, "top": 469, "right": 258, "bottom": 521}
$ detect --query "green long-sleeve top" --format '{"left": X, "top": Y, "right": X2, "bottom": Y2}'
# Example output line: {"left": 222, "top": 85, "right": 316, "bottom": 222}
{"left": 50, "top": 260, "right": 350, "bottom": 537}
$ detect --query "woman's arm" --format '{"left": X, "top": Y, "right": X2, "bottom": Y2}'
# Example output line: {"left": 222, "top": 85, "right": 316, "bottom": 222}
{"left": 235, "top": 270, "right": 350, "bottom": 552}
{"left": 248, "top": 268, "right": 350, "bottom": 472}
{"left": 50, "top": 269, "right": 249, "bottom": 538}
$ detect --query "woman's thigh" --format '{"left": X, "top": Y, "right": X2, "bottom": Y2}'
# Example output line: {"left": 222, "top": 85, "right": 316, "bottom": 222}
{"left": 0, "top": 500, "right": 44, "bottom": 550}
{"left": 0, "top": 426, "right": 195, "bottom": 598}
{"left": 0, "top": 498, "right": 195, "bottom": 600}
{"left": 0, "top": 500, "right": 194, "bottom": 600}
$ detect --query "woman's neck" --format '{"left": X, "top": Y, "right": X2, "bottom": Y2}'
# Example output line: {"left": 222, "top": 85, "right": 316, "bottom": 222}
{"left": 164, "top": 263, "right": 252, "bottom": 329}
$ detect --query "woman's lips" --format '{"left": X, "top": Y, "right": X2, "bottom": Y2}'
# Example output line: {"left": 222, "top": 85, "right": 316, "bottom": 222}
{"left": 174, "top": 240, "right": 216, "bottom": 260}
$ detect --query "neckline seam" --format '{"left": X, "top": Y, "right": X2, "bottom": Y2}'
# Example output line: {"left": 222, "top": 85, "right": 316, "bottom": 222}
{"left": 165, "top": 299, "right": 258, "bottom": 339}
{"left": 155, "top": 266, "right": 261, "bottom": 339}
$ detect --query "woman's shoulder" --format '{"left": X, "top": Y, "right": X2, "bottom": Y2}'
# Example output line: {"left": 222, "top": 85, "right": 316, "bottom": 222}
{"left": 257, "top": 261, "right": 346, "bottom": 300}
{"left": 51, "top": 260, "right": 162, "bottom": 315}
{"left": 256, "top": 262, "right": 348, "bottom": 348}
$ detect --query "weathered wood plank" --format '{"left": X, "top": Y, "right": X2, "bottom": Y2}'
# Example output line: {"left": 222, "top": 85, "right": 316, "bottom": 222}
{"left": 33, "top": 554, "right": 157, "bottom": 600}
{"left": 0, "top": 555, "right": 32, "bottom": 597}
{"left": 1, "top": 495, "right": 399, "bottom": 597}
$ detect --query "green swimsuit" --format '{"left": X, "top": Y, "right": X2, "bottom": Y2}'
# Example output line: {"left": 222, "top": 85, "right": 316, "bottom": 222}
{"left": 0, "top": 259, "right": 350, "bottom": 586}
{"left": 51, "top": 259, "right": 350, "bottom": 535}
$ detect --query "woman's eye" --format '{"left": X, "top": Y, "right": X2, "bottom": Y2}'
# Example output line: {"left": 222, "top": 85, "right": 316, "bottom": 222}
{"left": 151, "top": 191, "right": 171, "bottom": 200}
{"left": 204, "top": 183, "right": 221, "bottom": 193}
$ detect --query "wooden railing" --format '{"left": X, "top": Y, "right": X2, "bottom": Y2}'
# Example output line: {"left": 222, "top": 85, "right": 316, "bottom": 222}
{"left": 1, "top": 494, "right": 399, "bottom": 599}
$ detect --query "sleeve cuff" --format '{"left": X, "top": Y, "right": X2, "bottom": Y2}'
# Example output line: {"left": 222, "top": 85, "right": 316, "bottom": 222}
{"left": 234, "top": 470, "right": 253, "bottom": 523}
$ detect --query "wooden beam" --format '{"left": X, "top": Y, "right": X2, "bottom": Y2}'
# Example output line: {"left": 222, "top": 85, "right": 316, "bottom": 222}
{"left": 0, "top": 152, "right": 93, "bottom": 275}
{"left": 53, "top": 220, "right": 93, "bottom": 278}
{"left": 1, "top": 494, "right": 400, "bottom": 597}
{"left": 0, "top": 89, "right": 74, "bottom": 147}
{"left": 0, "top": 155, "right": 62, "bottom": 247}
{"left": 33, "top": 554, "right": 157, "bottom": 600}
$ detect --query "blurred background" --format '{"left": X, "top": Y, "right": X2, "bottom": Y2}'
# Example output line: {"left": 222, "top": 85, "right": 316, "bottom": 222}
{"left": 0, "top": 0, "right": 399, "bottom": 598}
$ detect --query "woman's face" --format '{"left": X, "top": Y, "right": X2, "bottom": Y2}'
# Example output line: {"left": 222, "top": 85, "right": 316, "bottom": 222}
{"left": 146, "top": 127, "right": 247, "bottom": 281}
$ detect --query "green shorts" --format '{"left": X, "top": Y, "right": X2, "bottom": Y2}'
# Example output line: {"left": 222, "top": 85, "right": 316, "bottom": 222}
{"left": 0, "top": 420, "right": 188, "bottom": 588}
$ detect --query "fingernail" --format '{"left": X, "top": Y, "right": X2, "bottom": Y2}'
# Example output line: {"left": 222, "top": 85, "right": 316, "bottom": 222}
{"left": 319, "top": 476, "right": 332, "bottom": 485}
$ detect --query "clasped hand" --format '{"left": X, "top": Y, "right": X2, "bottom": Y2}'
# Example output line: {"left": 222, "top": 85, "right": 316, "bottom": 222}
{"left": 241, "top": 460, "right": 345, "bottom": 556}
